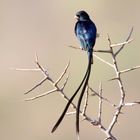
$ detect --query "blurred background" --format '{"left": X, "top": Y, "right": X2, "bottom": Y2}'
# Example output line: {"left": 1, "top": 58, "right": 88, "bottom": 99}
{"left": 0, "top": 0, "right": 140, "bottom": 140}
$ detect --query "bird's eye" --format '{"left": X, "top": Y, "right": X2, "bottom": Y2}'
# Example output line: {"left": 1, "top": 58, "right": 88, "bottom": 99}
{"left": 76, "top": 14, "right": 80, "bottom": 18}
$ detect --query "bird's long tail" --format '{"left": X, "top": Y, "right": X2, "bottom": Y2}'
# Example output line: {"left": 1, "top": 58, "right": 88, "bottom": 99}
{"left": 51, "top": 57, "right": 90, "bottom": 133}
{"left": 76, "top": 50, "right": 92, "bottom": 135}
{"left": 51, "top": 50, "right": 93, "bottom": 134}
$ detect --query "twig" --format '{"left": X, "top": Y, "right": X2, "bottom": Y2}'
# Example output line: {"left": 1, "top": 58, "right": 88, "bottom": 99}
{"left": 110, "top": 39, "right": 133, "bottom": 47}
{"left": 35, "top": 52, "right": 47, "bottom": 75}
{"left": 25, "top": 88, "right": 57, "bottom": 101}
{"left": 55, "top": 61, "right": 70, "bottom": 86}
{"left": 66, "top": 111, "right": 76, "bottom": 115}
{"left": 120, "top": 65, "right": 140, "bottom": 74}
{"left": 114, "top": 27, "right": 133, "bottom": 57}
{"left": 108, "top": 77, "right": 119, "bottom": 81}
{"left": 82, "top": 85, "right": 89, "bottom": 115}
{"left": 98, "top": 82, "right": 103, "bottom": 123}
{"left": 24, "top": 77, "right": 48, "bottom": 94}
{"left": 61, "top": 74, "right": 70, "bottom": 91}
{"left": 11, "top": 68, "right": 40, "bottom": 71}
{"left": 124, "top": 102, "right": 140, "bottom": 107}
{"left": 89, "top": 86, "right": 116, "bottom": 107}
{"left": 93, "top": 54, "right": 114, "bottom": 68}
{"left": 25, "top": 60, "right": 70, "bottom": 101}
{"left": 68, "top": 45, "right": 111, "bottom": 53}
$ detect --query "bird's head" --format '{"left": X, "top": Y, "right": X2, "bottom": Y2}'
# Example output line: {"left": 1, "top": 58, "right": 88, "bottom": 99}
{"left": 75, "top": 11, "right": 90, "bottom": 21}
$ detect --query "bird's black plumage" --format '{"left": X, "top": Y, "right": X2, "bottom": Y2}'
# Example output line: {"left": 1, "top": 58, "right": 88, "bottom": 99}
{"left": 51, "top": 10, "right": 97, "bottom": 135}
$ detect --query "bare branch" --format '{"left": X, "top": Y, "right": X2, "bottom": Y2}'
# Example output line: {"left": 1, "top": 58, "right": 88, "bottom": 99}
{"left": 82, "top": 85, "right": 89, "bottom": 115}
{"left": 68, "top": 45, "right": 111, "bottom": 53}
{"left": 61, "top": 74, "right": 70, "bottom": 91}
{"left": 24, "top": 77, "right": 48, "bottom": 94}
{"left": 35, "top": 52, "right": 49, "bottom": 77}
{"left": 68, "top": 45, "right": 81, "bottom": 50}
{"left": 124, "top": 101, "right": 140, "bottom": 107}
{"left": 108, "top": 77, "right": 119, "bottom": 81}
{"left": 120, "top": 65, "right": 140, "bottom": 74}
{"left": 55, "top": 60, "right": 70, "bottom": 86}
{"left": 23, "top": 56, "right": 70, "bottom": 101}
{"left": 94, "top": 49, "right": 111, "bottom": 53}
{"left": 110, "top": 39, "right": 133, "bottom": 47}
{"left": 98, "top": 82, "right": 103, "bottom": 123}
{"left": 10, "top": 68, "right": 40, "bottom": 71}
{"left": 25, "top": 88, "right": 57, "bottom": 101}
{"left": 93, "top": 54, "right": 114, "bottom": 68}
{"left": 115, "top": 27, "right": 133, "bottom": 57}
{"left": 66, "top": 111, "right": 76, "bottom": 115}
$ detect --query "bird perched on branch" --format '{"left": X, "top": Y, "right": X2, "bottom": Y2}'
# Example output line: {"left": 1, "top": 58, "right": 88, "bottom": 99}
{"left": 51, "top": 10, "right": 97, "bottom": 135}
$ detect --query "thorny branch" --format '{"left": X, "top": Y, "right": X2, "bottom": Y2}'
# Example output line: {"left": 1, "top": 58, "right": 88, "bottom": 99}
{"left": 106, "top": 34, "right": 126, "bottom": 135}
{"left": 15, "top": 28, "right": 140, "bottom": 140}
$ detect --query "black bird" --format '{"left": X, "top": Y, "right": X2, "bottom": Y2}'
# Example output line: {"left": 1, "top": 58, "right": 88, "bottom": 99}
{"left": 51, "top": 10, "right": 97, "bottom": 135}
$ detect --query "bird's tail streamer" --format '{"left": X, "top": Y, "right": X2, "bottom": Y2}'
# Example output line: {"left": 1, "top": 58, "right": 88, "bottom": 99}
{"left": 76, "top": 51, "right": 92, "bottom": 135}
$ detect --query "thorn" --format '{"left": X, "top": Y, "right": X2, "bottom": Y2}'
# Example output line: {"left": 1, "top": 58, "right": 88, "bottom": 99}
{"left": 90, "top": 93, "right": 96, "bottom": 96}
{"left": 108, "top": 77, "right": 118, "bottom": 81}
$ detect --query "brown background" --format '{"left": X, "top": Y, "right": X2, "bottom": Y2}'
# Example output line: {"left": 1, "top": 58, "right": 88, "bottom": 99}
{"left": 0, "top": 0, "right": 140, "bottom": 140}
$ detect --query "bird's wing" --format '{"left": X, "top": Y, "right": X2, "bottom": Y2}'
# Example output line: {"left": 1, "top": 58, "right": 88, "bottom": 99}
{"left": 75, "top": 21, "right": 96, "bottom": 50}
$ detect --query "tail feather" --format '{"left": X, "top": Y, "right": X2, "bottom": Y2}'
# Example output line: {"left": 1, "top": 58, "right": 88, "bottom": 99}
{"left": 51, "top": 51, "right": 93, "bottom": 134}
{"left": 76, "top": 53, "right": 92, "bottom": 134}
{"left": 88, "top": 49, "right": 93, "bottom": 64}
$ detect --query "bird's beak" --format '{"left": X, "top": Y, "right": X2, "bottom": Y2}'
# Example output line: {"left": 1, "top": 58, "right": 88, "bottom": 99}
{"left": 74, "top": 15, "right": 79, "bottom": 20}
